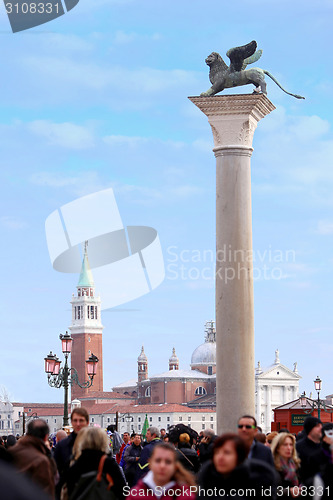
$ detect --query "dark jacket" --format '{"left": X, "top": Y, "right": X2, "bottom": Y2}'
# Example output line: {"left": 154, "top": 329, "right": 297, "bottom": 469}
{"left": 65, "top": 449, "right": 126, "bottom": 499}
{"left": 9, "top": 435, "right": 56, "bottom": 498}
{"left": 53, "top": 432, "right": 77, "bottom": 499}
{"left": 197, "top": 458, "right": 277, "bottom": 500}
{"left": 0, "top": 460, "right": 51, "bottom": 500}
{"left": 250, "top": 440, "right": 275, "bottom": 467}
{"left": 137, "top": 438, "right": 162, "bottom": 480}
{"left": 198, "top": 435, "right": 217, "bottom": 464}
{"left": 296, "top": 437, "right": 324, "bottom": 485}
{"left": 124, "top": 443, "right": 142, "bottom": 486}
{"left": 177, "top": 444, "right": 200, "bottom": 473}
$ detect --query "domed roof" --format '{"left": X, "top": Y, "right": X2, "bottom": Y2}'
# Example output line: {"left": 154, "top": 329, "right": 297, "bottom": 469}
{"left": 191, "top": 320, "right": 216, "bottom": 366}
{"left": 191, "top": 341, "right": 216, "bottom": 366}
{"left": 138, "top": 346, "right": 147, "bottom": 362}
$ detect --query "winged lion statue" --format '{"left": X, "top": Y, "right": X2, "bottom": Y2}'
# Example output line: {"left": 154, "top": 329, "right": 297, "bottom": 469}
{"left": 200, "top": 40, "right": 305, "bottom": 99}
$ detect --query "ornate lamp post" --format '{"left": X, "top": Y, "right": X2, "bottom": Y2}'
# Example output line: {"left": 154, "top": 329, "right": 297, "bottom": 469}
{"left": 300, "top": 376, "right": 332, "bottom": 420}
{"left": 44, "top": 331, "right": 99, "bottom": 427}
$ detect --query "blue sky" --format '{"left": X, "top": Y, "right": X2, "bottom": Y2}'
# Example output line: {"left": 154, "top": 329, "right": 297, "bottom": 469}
{"left": 0, "top": 0, "right": 333, "bottom": 403}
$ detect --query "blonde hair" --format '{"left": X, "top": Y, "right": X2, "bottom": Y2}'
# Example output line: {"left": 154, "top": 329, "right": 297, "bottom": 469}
{"left": 271, "top": 433, "right": 300, "bottom": 470}
{"left": 73, "top": 427, "right": 109, "bottom": 460}
{"left": 179, "top": 433, "right": 190, "bottom": 444}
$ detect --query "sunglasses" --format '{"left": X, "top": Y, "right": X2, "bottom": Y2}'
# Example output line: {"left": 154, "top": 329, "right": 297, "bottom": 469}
{"left": 238, "top": 424, "right": 256, "bottom": 430}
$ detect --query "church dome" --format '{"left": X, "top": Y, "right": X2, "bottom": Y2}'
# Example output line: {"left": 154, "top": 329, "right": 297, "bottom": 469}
{"left": 191, "top": 341, "right": 216, "bottom": 366}
{"left": 191, "top": 320, "right": 216, "bottom": 366}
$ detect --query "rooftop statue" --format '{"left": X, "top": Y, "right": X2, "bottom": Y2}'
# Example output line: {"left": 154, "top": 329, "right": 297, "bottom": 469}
{"left": 200, "top": 40, "right": 305, "bottom": 99}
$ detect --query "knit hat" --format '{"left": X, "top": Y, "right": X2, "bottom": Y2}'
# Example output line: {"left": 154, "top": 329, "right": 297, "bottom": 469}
{"left": 303, "top": 416, "right": 322, "bottom": 435}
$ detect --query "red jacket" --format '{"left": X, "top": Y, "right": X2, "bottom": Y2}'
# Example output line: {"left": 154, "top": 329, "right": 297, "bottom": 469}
{"left": 126, "top": 479, "right": 196, "bottom": 500}
{"left": 116, "top": 441, "right": 127, "bottom": 464}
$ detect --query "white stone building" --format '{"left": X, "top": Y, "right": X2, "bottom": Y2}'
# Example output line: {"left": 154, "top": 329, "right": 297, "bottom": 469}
{"left": 0, "top": 401, "right": 15, "bottom": 436}
{"left": 255, "top": 350, "right": 301, "bottom": 434}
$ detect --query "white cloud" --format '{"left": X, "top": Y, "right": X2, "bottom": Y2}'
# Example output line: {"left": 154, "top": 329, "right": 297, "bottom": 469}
{"left": 27, "top": 120, "right": 95, "bottom": 149}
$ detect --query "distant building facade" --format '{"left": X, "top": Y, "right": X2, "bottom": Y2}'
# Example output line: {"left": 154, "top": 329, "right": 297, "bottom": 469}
{"left": 255, "top": 349, "right": 301, "bottom": 434}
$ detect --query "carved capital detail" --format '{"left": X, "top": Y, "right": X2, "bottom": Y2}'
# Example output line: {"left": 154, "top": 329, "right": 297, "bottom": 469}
{"left": 189, "top": 94, "right": 275, "bottom": 149}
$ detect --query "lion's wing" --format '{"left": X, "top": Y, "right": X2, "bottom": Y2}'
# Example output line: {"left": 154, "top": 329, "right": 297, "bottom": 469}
{"left": 242, "top": 49, "right": 263, "bottom": 70}
{"left": 226, "top": 40, "right": 257, "bottom": 72}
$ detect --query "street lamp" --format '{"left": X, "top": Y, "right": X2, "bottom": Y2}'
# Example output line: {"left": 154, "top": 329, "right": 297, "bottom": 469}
{"left": 44, "top": 331, "right": 99, "bottom": 427}
{"left": 300, "top": 376, "right": 333, "bottom": 420}
{"left": 314, "top": 376, "right": 322, "bottom": 420}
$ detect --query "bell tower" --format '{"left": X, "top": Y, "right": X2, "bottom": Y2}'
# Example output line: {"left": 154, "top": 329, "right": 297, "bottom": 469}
{"left": 69, "top": 242, "right": 104, "bottom": 400}
{"left": 169, "top": 347, "right": 179, "bottom": 371}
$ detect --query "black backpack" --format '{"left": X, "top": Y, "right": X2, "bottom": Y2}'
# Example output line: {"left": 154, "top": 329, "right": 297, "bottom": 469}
{"left": 69, "top": 455, "right": 116, "bottom": 500}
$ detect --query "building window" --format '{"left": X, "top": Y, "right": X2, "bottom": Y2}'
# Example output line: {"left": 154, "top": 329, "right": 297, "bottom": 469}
{"left": 195, "top": 387, "right": 207, "bottom": 396}
{"left": 87, "top": 306, "right": 90, "bottom": 318}
{"left": 202, "top": 416, "right": 205, "bottom": 421}
{"left": 107, "top": 418, "right": 110, "bottom": 423}
{"left": 91, "top": 418, "right": 95, "bottom": 423}
{"left": 95, "top": 306, "right": 98, "bottom": 319}
{"left": 167, "top": 417, "right": 170, "bottom": 422}
{"left": 54, "top": 419, "right": 56, "bottom": 423}
{"left": 90, "top": 306, "right": 94, "bottom": 319}
{"left": 158, "top": 417, "right": 161, "bottom": 422}
{"left": 138, "top": 417, "right": 141, "bottom": 423}
{"left": 188, "top": 417, "right": 191, "bottom": 421}
{"left": 208, "top": 366, "right": 213, "bottom": 375}
{"left": 210, "top": 424, "right": 214, "bottom": 429}
{"left": 149, "top": 417, "right": 152, "bottom": 422}
{"left": 210, "top": 416, "right": 213, "bottom": 421}
{"left": 138, "top": 424, "right": 141, "bottom": 430}
{"left": 202, "top": 424, "right": 205, "bottom": 430}
{"left": 145, "top": 387, "right": 151, "bottom": 397}
{"left": 179, "top": 417, "right": 182, "bottom": 421}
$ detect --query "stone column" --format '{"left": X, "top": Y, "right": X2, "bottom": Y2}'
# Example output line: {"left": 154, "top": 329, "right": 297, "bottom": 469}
{"left": 189, "top": 95, "right": 275, "bottom": 433}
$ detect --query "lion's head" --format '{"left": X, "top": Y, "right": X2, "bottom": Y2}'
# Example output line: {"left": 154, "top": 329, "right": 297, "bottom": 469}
{"left": 205, "top": 52, "right": 223, "bottom": 67}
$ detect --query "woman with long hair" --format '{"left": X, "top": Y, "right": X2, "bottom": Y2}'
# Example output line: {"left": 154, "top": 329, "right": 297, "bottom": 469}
{"left": 64, "top": 426, "right": 126, "bottom": 499}
{"left": 271, "top": 433, "right": 301, "bottom": 498}
{"left": 127, "top": 442, "right": 196, "bottom": 500}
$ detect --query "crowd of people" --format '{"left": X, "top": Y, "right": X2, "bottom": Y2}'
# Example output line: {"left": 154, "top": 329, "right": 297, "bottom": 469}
{"left": 0, "top": 408, "right": 332, "bottom": 500}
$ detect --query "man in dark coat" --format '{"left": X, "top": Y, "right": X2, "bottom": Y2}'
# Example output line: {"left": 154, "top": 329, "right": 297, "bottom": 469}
{"left": 198, "top": 429, "right": 217, "bottom": 465}
{"left": 53, "top": 407, "right": 89, "bottom": 499}
{"left": 9, "top": 418, "right": 56, "bottom": 498}
{"left": 237, "top": 415, "right": 274, "bottom": 467}
{"left": 296, "top": 416, "right": 324, "bottom": 485}
{"left": 123, "top": 433, "right": 142, "bottom": 486}
{"left": 136, "top": 427, "right": 161, "bottom": 480}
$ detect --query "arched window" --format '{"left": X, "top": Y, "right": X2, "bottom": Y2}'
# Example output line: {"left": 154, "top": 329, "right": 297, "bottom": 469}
{"left": 145, "top": 386, "right": 151, "bottom": 397}
{"left": 195, "top": 386, "right": 207, "bottom": 396}
{"left": 208, "top": 366, "right": 213, "bottom": 375}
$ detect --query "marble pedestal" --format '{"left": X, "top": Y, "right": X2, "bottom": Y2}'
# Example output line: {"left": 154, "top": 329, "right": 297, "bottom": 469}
{"left": 189, "top": 94, "right": 275, "bottom": 433}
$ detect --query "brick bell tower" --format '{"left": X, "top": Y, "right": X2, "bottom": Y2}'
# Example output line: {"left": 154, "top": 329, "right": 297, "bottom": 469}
{"left": 69, "top": 242, "right": 104, "bottom": 400}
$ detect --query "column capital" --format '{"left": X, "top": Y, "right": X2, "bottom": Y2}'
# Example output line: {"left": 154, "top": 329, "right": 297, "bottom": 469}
{"left": 189, "top": 94, "right": 275, "bottom": 149}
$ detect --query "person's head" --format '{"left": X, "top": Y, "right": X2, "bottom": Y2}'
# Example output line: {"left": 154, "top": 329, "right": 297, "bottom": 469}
{"left": 26, "top": 419, "right": 49, "bottom": 443}
{"left": 149, "top": 442, "right": 195, "bottom": 487}
{"left": 71, "top": 408, "right": 89, "bottom": 434}
{"left": 160, "top": 428, "right": 166, "bottom": 437}
{"left": 56, "top": 430, "right": 68, "bottom": 443}
{"left": 202, "top": 428, "right": 215, "bottom": 443}
{"left": 179, "top": 433, "right": 190, "bottom": 446}
{"left": 123, "top": 432, "right": 130, "bottom": 444}
{"left": 133, "top": 434, "right": 141, "bottom": 446}
{"left": 271, "top": 433, "right": 300, "bottom": 470}
{"left": 266, "top": 432, "right": 278, "bottom": 447}
{"left": 237, "top": 415, "right": 257, "bottom": 445}
{"left": 322, "top": 423, "right": 333, "bottom": 446}
{"left": 303, "top": 416, "right": 322, "bottom": 443}
{"left": 213, "top": 433, "right": 250, "bottom": 475}
{"left": 5, "top": 435, "right": 17, "bottom": 448}
{"left": 146, "top": 427, "right": 160, "bottom": 442}
{"left": 73, "top": 427, "right": 109, "bottom": 460}
{"left": 255, "top": 432, "right": 266, "bottom": 444}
